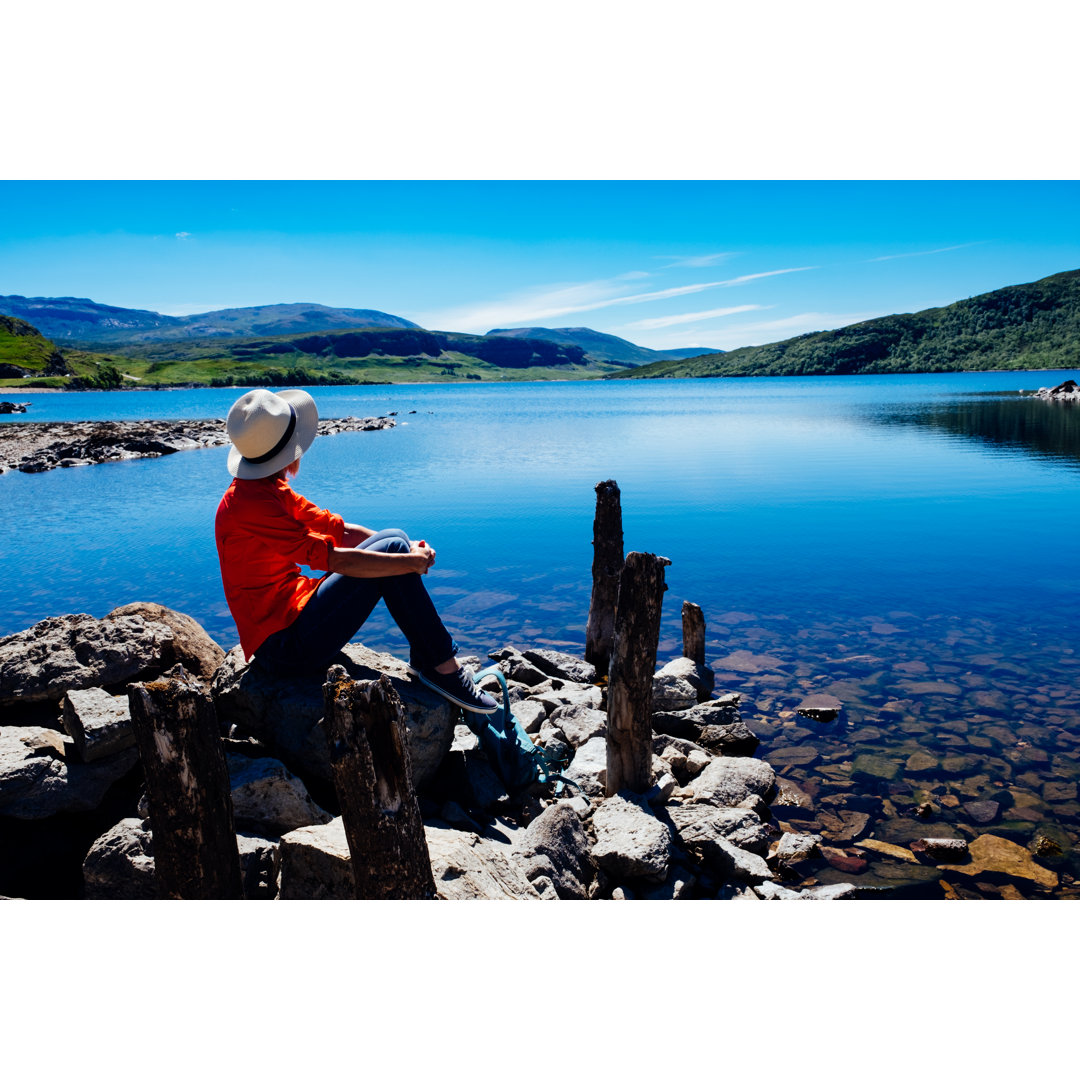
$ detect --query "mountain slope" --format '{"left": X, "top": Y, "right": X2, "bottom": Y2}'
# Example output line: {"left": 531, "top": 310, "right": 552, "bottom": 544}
{"left": 0, "top": 315, "right": 69, "bottom": 376}
{"left": 0, "top": 296, "right": 420, "bottom": 343}
{"left": 611, "top": 269, "right": 1080, "bottom": 379}
{"left": 78, "top": 324, "right": 630, "bottom": 386}
{"left": 486, "top": 326, "right": 718, "bottom": 366}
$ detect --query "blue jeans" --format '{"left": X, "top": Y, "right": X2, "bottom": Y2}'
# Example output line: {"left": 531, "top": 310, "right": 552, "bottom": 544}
{"left": 254, "top": 528, "right": 456, "bottom": 677}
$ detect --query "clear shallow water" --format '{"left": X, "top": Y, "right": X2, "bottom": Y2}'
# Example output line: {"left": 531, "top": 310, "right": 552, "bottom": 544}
{"left": 4, "top": 372, "right": 1080, "bottom": 896}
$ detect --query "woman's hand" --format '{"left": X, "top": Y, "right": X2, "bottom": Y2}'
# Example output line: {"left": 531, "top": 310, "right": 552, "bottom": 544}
{"left": 411, "top": 540, "right": 436, "bottom": 574}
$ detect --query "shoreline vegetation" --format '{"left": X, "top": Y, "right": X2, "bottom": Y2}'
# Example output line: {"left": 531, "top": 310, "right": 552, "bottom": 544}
{"left": 3, "top": 268, "right": 1080, "bottom": 392}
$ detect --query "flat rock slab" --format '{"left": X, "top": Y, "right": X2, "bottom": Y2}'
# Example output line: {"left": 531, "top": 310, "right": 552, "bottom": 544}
{"left": 714, "top": 650, "right": 785, "bottom": 674}
{"left": 0, "top": 613, "right": 173, "bottom": 705}
{"left": 946, "top": 833, "right": 1058, "bottom": 888}
{"left": 62, "top": 687, "right": 134, "bottom": 762}
{"left": 688, "top": 756, "right": 776, "bottom": 808}
{"left": 591, "top": 792, "right": 673, "bottom": 881}
{"left": 766, "top": 745, "right": 820, "bottom": 769}
{"left": 796, "top": 694, "right": 843, "bottom": 721}
{"left": 425, "top": 823, "right": 543, "bottom": 900}
{"left": 0, "top": 725, "right": 139, "bottom": 820}
{"left": 211, "top": 643, "right": 455, "bottom": 790}
{"left": 278, "top": 818, "right": 354, "bottom": 899}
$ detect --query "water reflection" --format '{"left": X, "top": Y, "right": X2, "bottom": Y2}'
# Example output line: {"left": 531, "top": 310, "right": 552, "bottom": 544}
{"left": 877, "top": 394, "right": 1080, "bottom": 466}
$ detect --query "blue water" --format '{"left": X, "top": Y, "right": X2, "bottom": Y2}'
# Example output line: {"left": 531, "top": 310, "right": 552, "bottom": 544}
{"left": 5, "top": 372, "right": 1080, "bottom": 895}
{"left": 4, "top": 373, "right": 1078, "bottom": 657}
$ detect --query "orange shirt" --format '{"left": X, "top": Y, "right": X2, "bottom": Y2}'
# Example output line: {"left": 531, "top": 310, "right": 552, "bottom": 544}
{"left": 215, "top": 476, "right": 345, "bottom": 660}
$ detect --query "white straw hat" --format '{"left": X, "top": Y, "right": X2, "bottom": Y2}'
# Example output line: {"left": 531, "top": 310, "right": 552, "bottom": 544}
{"left": 225, "top": 388, "right": 319, "bottom": 479}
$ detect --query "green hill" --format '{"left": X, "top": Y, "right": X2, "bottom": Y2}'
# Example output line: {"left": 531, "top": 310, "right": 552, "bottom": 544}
{"left": 611, "top": 269, "right": 1080, "bottom": 379}
{"left": 72, "top": 325, "right": 626, "bottom": 386}
{"left": 485, "top": 326, "right": 718, "bottom": 366}
{"left": 0, "top": 316, "right": 69, "bottom": 377}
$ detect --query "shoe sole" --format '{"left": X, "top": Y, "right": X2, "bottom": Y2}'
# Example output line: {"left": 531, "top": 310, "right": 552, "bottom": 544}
{"left": 409, "top": 667, "right": 500, "bottom": 714}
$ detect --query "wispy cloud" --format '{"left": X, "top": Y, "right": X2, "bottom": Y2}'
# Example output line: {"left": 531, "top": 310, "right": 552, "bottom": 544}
{"left": 416, "top": 265, "right": 817, "bottom": 333}
{"left": 623, "top": 309, "right": 890, "bottom": 352}
{"left": 175, "top": 231, "right": 191, "bottom": 240}
{"left": 659, "top": 252, "right": 737, "bottom": 269}
{"left": 868, "top": 243, "right": 977, "bottom": 262}
{"left": 618, "top": 304, "right": 766, "bottom": 331}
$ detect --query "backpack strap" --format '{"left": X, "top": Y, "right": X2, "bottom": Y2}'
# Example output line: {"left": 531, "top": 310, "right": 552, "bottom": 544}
{"left": 472, "top": 664, "right": 590, "bottom": 804}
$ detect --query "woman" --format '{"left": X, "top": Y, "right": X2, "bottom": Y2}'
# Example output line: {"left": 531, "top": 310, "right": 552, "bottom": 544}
{"left": 214, "top": 387, "right": 497, "bottom": 714}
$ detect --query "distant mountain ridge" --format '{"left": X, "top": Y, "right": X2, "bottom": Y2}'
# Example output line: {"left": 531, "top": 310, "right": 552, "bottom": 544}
{"left": 486, "top": 325, "right": 718, "bottom": 366}
{"left": 612, "top": 269, "right": 1080, "bottom": 379}
{"left": 0, "top": 296, "right": 420, "bottom": 343}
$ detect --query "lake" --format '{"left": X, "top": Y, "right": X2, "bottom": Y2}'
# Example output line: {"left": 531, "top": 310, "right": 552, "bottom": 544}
{"left": 3, "top": 372, "right": 1080, "bottom": 897}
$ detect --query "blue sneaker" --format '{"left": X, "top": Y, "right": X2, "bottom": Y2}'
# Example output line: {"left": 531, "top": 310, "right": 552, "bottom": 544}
{"left": 413, "top": 665, "right": 498, "bottom": 714}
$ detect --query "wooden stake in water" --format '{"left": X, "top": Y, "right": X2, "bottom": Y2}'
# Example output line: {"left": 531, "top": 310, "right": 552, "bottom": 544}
{"left": 321, "top": 667, "right": 436, "bottom": 900}
{"left": 127, "top": 665, "right": 243, "bottom": 900}
{"left": 682, "top": 601, "right": 706, "bottom": 666}
{"left": 606, "top": 551, "right": 671, "bottom": 796}
{"left": 585, "top": 479, "right": 624, "bottom": 675}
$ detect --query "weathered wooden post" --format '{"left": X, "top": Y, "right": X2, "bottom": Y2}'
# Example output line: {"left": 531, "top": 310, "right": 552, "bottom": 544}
{"left": 682, "top": 601, "right": 706, "bottom": 666}
{"left": 606, "top": 551, "right": 671, "bottom": 796}
{"left": 127, "top": 665, "right": 243, "bottom": 900}
{"left": 322, "top": 666, "right": 436, "bottom": 900}
{"left": 585, "top": 479, "right": 624, "bottom": 675}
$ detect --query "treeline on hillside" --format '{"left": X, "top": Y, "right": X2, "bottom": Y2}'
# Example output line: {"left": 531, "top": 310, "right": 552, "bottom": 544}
{"left": 616, "top": 269, "right": 1080, "bottom": 379}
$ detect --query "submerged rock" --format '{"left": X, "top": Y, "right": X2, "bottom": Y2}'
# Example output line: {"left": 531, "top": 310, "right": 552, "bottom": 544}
{"left": 946, "top": 833, "right": 1059, "bottom": 888}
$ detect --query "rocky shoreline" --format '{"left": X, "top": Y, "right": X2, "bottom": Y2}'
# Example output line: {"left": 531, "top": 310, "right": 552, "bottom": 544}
{"left": 0, "top": 415, "right": 396, "bottom": 474}
{"left": 1032, "top": 378, "right": 1080, "bottom": 403}
{"left": 4, "top": 602, "right": 1064, "bottom": 901}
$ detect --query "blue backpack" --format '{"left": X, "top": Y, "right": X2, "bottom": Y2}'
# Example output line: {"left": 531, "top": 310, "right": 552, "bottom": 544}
{"left": 465, "top": 666, "right": 585, "bottom": 800}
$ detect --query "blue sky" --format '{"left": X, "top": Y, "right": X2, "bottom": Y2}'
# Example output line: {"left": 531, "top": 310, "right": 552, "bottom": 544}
{"left": 2, "top": 180, "right": 1078, "bottom": 352}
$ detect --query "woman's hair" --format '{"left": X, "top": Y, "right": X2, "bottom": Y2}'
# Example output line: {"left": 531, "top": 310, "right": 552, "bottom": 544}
{"left": 273, "top": 460, "right": 301, "bottom": 481}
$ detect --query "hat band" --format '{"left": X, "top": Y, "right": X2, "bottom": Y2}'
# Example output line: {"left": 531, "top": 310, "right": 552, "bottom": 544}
{"left": 242, "top": 404, "right": 298, "bottom": 465}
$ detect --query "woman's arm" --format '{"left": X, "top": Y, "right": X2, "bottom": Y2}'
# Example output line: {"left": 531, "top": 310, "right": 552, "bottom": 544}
{"left": 327, "top": 541, "right": 436, "bottom": 578}
{"left": 342, "top": 522, "right": 376, "bottom": 546}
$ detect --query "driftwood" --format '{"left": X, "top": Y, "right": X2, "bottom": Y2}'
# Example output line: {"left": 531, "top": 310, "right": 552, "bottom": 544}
{"left": 321, "top": 667, "right": 436, "bottom": 900}
{"left": 127, "top": 665, "right": 243, "bottom": 899}
{"left": 606, "top": 551, "right": 671, "bottom": 796}
{"left": 585, "top": 479, "right": 624, "bottom": 675}
{"left": 682, "top": 601, "right": 706, "bottom": 666}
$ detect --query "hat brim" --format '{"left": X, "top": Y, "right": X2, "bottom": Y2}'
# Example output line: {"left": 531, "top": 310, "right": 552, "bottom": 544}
{"left": 227, "top": 389, "right": 320, "bottom": 479}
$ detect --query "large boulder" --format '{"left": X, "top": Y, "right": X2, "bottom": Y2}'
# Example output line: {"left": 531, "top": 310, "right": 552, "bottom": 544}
{"left": 513, "top": 801, "right": 595, "bottom": 899}
{"left": 688, "top": 756, "right": 776, "bottom": 808}
{"left": 664, "top": 803, "right": 773, "bottom": 860}
{"left": 82, "top": 817, "right": 280, "bottom": 899}
{"left": 520, "top": 649, "right": 597, "bottom": 685}
{"left": 0, "top": 725, "right": 138, "bottom": 820}
{"left": 0, "top": 613, "right": 173, "bottom": 705}
{"left": 425, "top": 823, "right": 546, "bottom": 900}
{"left": 211, "top": 643, "right": 455, "bottom": 790}
{"left": 562, "top": 736, "right": 608, "bottom": 798}
{"left": 106, "top": 603, "right": 225, "bottom": 680}
{"left": 276, "top": 817, "right": 545, "bottom": 900}
{"left": 591, "top": 792, "right": 673, "bottom": 882}
{"left": 226, "top": 753, "right": 333, "bottom": 835}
